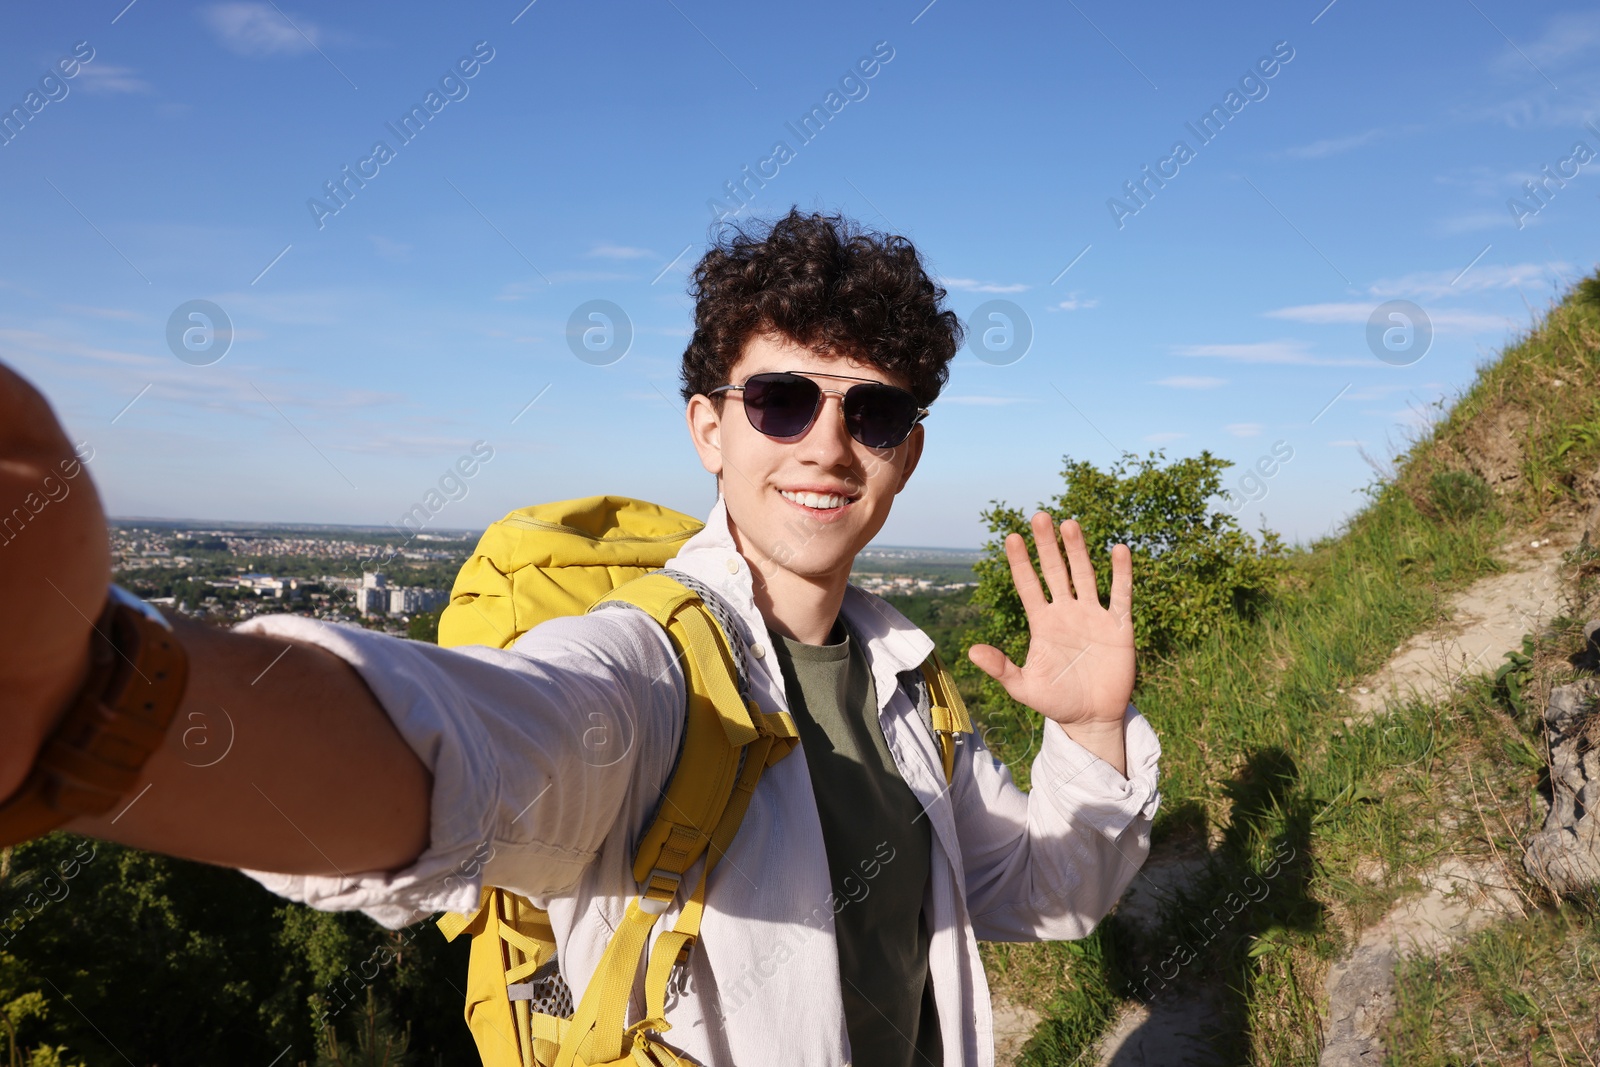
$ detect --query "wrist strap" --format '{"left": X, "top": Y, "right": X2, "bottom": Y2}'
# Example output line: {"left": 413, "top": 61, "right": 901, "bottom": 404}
{"left": 0, "top": 586, "right": 189, "bottom": 847}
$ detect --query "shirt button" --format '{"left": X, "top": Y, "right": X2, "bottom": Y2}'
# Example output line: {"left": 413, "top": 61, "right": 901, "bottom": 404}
{"left": 750, "top": 642, "right": 766, "bottom": 660}
{"left": 725, "top": 558, "right": 740, "bottom": 573}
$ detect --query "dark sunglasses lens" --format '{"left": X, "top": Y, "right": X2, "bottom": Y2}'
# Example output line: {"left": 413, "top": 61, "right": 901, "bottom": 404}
{"left": 741, "top": 373, "right": 820, "bottom": 438}
{"left": 845, "top": 383, "right": 919, "bottom": 448}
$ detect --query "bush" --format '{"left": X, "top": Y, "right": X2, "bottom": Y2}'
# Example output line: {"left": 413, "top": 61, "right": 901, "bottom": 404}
{"left": 1428, "top": 469, "right": 1493, "bottom": 520}
{"left": 965, "top": 449, "right": 1286, "bottom": 679}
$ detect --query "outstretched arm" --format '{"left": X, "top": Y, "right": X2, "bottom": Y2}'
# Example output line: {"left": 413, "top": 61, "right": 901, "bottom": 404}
{"left": 0, "top": 361, "right": 431, "bottom": 875}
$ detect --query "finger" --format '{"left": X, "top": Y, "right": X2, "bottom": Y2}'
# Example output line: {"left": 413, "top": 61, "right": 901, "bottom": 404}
{"left": 1109, "top": 543, "right": 1133, "bottom": 629}
{"left": 1003, "top": 530, "right": 1047, "bottom": 617}
{"left": 1032, "top": 511, "right": 1072, "bottom": 603}
{"left": 967, "top": 643, "right": 1024, "bottom": 692}
{"left": 1060, "top": 519, "right": 1098, "bottom": 605}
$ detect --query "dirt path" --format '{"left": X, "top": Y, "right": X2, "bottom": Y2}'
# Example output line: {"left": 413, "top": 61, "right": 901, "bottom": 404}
{"left": 1349, "top": 532, "right": 1577, "bottom": 719}
{"left": 991, "top": 1000, "right": 1041, "bottom": 1065}
{"left": 1318, "top": 520, "right": 1584, "bottom": 1065}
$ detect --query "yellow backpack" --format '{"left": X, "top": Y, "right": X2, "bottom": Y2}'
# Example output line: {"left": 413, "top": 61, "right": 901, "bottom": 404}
{"left": 433, "top": 495, "right": 972, "bottom": 1067}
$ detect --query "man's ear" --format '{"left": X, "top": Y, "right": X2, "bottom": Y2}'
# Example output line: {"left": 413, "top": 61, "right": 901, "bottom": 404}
{"left": 685, "top": 393, "right": 725, "bottom": 477}
{"left": 893, "top": 422, "right": 925, "bottom": 494}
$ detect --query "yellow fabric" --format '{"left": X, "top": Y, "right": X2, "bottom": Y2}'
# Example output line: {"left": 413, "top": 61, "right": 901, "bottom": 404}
{"left": 433, "top": 496, "right": 966, "bottom": 1067}
{"left": 555, "top": 899, "right": 662, "bottom": 1067}
{"left": 922, "top": 648, "right": 972, "bottom": 783}
{"left": 439, "top": 496, "right": 704, "bottom": 649}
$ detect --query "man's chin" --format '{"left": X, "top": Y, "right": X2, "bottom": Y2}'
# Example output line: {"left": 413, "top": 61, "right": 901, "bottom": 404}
{"left": 747, "top": 537, "right": 858, "bottom": 580}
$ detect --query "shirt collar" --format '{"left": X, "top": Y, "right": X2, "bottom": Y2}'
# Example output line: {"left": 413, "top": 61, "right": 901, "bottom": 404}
{"left": 666, "top": 494, "right": 935, "bottom": 697}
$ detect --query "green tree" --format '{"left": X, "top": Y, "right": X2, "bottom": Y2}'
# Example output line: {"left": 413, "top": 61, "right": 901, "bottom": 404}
{"left": 0, "top": 835, "right": 473, "bottom": 1067}
{"left": 310, "top": 989, "right": 413, "bottom": 1067}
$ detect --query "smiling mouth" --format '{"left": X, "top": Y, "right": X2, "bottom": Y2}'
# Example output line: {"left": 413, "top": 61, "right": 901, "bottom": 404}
{"left": 777, "top": 488, "right": 858, "bottom": 516}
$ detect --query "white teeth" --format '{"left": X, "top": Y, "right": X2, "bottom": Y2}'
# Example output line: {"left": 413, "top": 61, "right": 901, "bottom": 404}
{"left": 780, "top": 489, "right": 849, "bottom": 510}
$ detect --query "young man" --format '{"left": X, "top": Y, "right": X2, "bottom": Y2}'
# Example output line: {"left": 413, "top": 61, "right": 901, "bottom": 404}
{"left": 0, "top": 210, "right": 1159, "bottom": 1066}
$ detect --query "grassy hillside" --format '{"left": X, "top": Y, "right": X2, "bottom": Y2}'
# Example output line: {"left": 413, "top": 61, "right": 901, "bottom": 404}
{"left": 972, "top": 272, "right": 1600, "bottom": 1064}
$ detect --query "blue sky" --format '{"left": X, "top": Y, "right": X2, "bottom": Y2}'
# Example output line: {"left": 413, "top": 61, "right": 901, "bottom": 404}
{"left": 1, "top": 0, "right": 1595, "bottom": 549}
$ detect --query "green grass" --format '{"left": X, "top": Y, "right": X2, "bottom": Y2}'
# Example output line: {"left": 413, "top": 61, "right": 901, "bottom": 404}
{"left": 1388, "top": 902, "right": 1600, "bottom": 1066}
{"left": 972, "top": 277, "right": 1600, "bottom": 1063}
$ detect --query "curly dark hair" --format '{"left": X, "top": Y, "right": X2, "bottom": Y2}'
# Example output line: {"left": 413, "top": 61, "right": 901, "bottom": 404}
{"left": 678, "top": 209, "right": 963, "bottom": 407}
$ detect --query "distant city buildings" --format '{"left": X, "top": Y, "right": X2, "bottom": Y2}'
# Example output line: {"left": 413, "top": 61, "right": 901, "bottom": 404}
{"left": 358, "top": 571, "right": 448, "bottom": 618}
{"left": 853, "top": 574, "right": 976, "bottom": 594}
{"left": 355, "top": 571, "right": 387, "bottom": 615}
{"left": 105, "top": 522, "right": 969, "bottom": 635}
{"left": 389, "top": 585, "right": 449, "bottom": 616}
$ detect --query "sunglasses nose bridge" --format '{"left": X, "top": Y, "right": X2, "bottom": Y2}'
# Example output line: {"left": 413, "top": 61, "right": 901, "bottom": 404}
{"left": 806, "top": 389, "right": 856, "bottom": 447}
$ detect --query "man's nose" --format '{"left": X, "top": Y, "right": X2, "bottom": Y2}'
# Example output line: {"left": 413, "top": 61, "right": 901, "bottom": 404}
{"left": 799, "top": 394, "right": 856, "bottom": 462}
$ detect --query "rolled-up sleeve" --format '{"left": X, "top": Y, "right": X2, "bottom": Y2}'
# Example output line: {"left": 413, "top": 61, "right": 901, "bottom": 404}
{"left": 954, "top": 704, "right": 1161, "bottom": 942}
{"left": 231, "top": 608, "right": 684, "bottom": 929}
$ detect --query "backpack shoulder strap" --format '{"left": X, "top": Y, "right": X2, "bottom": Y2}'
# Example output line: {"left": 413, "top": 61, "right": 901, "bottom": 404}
{"left": 595, "top": 573, "right": 799, "bottom": 881}
{"left": 919, "top": 648, "right": 972, "bottom": 785}
{"left": 533, "top": 571, "right": 797, "bottom": 1066}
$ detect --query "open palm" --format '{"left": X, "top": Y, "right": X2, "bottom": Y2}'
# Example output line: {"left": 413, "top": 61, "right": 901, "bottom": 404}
{"left": 967, "top": 511, "right": 1135, "bottom": 730}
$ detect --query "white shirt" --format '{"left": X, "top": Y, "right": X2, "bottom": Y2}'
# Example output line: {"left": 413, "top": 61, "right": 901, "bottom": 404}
{"left": 237, "top": 495, "right": 1161, "bottom": 1066}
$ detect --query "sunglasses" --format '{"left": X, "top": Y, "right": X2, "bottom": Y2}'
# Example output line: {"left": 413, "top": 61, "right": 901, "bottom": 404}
{"left": 708, "top": 371, "right": 929, "bottom": 449}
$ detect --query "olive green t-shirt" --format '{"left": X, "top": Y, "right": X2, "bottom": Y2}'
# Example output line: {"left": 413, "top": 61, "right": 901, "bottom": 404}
{"left": 768, "top": 617, "right": 942, "bottom": 1067}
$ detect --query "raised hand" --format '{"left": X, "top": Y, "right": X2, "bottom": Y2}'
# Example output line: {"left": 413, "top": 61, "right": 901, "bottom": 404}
{"left": 966, "top": 511, "right": 1135, "bottom": 770}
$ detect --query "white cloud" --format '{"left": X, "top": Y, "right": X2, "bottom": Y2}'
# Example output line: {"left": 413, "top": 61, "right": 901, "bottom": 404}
{"left": 57, "top": 304, "right": 144, "bottom": 322}
{"left": 0, "top": 327, "right": 405, "bottom": 419}
{"left": 1367, "top": 261, "right": 1572, "bottom": 299}
{"left": 1225, "top": 423, "right": 1264, "bottom": 437}
{"left": 1432, "top": 166, "right": 1511, "bottom": 199}
{"left": 941, "top": 277, "right": 1029, "bottom": 294}
{"left": 74, "top": 64, "right": 152, "bottom": 94}
{"left": 1263, "top": 302, "right": 1515, "bottom": 333}
{"left": 1172, "top": 340, "right": 1371, "bottom": 367}
{"left": 587, "top": 244, "right": 655, "bottom": 260}
{"left": 0, "top": 328, "right": 160, "bottom": 369}
{"left": 1283, "top": 128, "right": 1387, "bottom": 160}
{"left": 1476, "top": 91, "right": 1600, "bottom": 130}
{"left": 1344, "top": 382, "right": 1447, "bottom": 402}
{"left": 1053, "top": 293, "right": 1099, "bottom": 311}
{"left": 1153, "top": 376, "right": 1226, "bottom": 389}
{"left": 1261, "top": 304, "right": 1367, "bottom": 325}
{"left": 1497, "top": 11, "right": 1600, "bottom": 74}
{"left": 201, "top": 3, "right": 322, "bottom": 56}
{"left": 496, "top": 272, "right": 632, "bottom": 299}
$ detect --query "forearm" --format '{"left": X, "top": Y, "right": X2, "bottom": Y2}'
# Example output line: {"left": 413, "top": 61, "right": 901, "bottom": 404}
{"left": 1056, "top": 718, "right": 1127, "bottom": 777}
{"left": 61, "top": 612, "right": 431, "bottom": 876}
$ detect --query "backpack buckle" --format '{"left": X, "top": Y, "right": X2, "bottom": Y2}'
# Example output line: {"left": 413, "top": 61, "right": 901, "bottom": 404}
{"left": 639, "top": 867, "right": 682, "bottom": 914}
